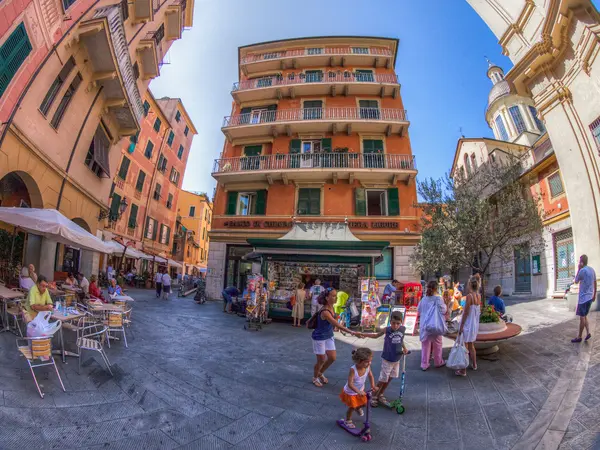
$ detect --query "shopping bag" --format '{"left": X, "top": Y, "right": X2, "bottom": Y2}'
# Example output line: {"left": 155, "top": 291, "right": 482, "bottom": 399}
{"left": 447, "top": 335, "right": 469, "bottom": 370}
{"left": 423, "top": 298, "right": 447, "bottom": 336}
{"left": 27, "top": 311, "right": 60, "bottom": 338}
{"left": 350, "top": 301, "right": 359, "bottom": 318}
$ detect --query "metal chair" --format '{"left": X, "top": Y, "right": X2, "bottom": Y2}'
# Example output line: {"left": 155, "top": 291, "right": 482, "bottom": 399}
{"left": 77, "top": 322, "right": 112, "bottom": 375}
{"left": 105, "top": 310, "right": 128, "bottom": 348}
{"left": 16, "top": 323, "right": 66, "bottom": 398}
{"left": 6, "top": 301, "right": 24, "bottom": 337}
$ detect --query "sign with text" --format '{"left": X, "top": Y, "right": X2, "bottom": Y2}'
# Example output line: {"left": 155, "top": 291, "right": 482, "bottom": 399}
{"left": 223, "top": 220, "right": 293, "bottom": 228}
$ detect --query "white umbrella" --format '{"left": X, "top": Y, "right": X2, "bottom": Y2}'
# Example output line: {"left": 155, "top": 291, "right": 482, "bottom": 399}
{"left": 0, "top": 207, "right": 111, "bottom": 253}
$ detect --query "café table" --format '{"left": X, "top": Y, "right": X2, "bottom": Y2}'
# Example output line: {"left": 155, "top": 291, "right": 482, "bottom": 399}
{"left": 51, "top": 309, "right": 84, "bottom": 363}
{"left": 111, "top": 295, "right": 134, "bottom": 303}
{"left": 0, "top": 285, "right": 25, "bottom": 334}
{"left": 88, "top": 303, "right": 125, "bottom": 312}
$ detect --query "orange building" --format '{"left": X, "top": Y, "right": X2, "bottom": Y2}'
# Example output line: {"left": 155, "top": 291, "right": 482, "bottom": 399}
{"left": 103, "top": 91, "right": 196, "bottom": 274}
{"left": 176, "top": 190, "right": 212, "bottom": 275}
{"left": 206, "top": 36, "right": 421, "bottom": 304}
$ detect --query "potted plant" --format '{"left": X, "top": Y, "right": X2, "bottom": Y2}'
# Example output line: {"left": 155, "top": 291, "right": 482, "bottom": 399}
{"left": 478, "top": 305, "right": 507, "bottom": 333}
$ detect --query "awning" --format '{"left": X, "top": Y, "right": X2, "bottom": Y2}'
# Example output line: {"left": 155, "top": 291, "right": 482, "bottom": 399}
{"left": 168, "top": 259, "right": 183, "bottom": 269}
{"left": 104, "top": 240, "right": 141, "bottom": 258}
{"left": 0, "top": 207, "right": 111, "bottom": 253}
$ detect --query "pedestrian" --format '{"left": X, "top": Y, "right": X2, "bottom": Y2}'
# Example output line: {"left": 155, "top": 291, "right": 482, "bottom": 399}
{"left": 360, "top": 312, "right": 408, "bottom": 407}
{"left": 161, "top": 270, "right": 172, "bottom": 300}
{"left": 383, "top": 279, "right": 401, "bottom": 304}
{"left": 309, "top": 279, "right": 324, "bottom": 316}
{"left": 339, "top": 348, "right": 378, "bottom": 428}
{"left": 311, "top": 288, "right": 360, "bottom": 387}
{"left": 292, "top": 282, "right": 306, "bottom": 327}
{"left": 154, "top": 269, "right": 163, "bottom": 298}
{"left": 417, "top": 280, "right": 447, "bottom": 371}
{"left": 222, "top": 286, "right": 240, "bottom": 313}
{"left": 488, "top": 285, "right": 506, "bottom": 316}
{"left": 572, "top": 254, "right": 596, "bottom": 343}
{"left": 455, "top": 277, "right": 482, "bottom": 376}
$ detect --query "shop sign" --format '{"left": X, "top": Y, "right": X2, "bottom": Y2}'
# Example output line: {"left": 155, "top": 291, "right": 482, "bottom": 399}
{"left": 349, "top": 221, "right": 399, "bottom": 229}
{"left": 223, "top": 220, "right": 293, "bottom": 228}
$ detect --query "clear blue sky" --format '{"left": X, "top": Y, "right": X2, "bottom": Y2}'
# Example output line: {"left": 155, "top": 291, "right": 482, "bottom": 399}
{"left": 149, "top": 0, "right": 517, "bottom": 197}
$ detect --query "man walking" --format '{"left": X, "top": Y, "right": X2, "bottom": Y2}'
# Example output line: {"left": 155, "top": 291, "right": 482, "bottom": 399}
{"left": 154, "top": 269, "right": 163, "bottom": 298}
{"left": 572, "top": 254, "right": 596, "bottom": 343}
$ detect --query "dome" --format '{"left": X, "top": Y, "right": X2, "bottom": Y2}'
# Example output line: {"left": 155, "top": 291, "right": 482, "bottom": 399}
{"left": 487, "top": 79, "right": 514, "bottom": 110}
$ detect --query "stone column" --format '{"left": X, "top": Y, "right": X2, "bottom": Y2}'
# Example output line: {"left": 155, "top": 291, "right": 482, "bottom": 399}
{"left": 39, "top": 237, "right": 57, "bottom": 280}
{"left": 206, "top": 242, "right": 227, "bottom": 300}
{"left": 519, "top": 103, "right": 535, "bottom": 131}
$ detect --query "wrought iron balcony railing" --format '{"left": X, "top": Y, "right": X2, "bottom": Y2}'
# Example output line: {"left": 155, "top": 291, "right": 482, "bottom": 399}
{"left": 212, "top": 153, "right": 416, "bottom": 174}
{"left": 223, "top": 107, "right": 407, "bottom": 128}
{"left": 240, "top": 47, "right": 393, "bottom": 65}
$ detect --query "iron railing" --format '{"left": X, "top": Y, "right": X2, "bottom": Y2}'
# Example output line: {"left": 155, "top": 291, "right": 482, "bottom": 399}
{"left": 212, "top": 153, "right": 416, "bottom": 174}
{"left": 232, "top": 72, "right": 398, "bottom": 92}
{"left": 223, "top": 107, "right": 408, "bottom": 128}
{"left": 240, "top": 47, "right": 393, "bottom": 64}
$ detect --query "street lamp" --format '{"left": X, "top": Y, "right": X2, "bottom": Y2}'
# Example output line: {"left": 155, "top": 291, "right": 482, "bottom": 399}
{"left": 118, "top": 197, "right": 128, "bottom": 217}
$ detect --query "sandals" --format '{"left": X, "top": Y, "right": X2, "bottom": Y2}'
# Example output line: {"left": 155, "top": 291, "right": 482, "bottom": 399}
{"left": 378, "top": 396, "right": 391, "bottom": 408}
{"left": 357, "top": 407, "right": 364, "bottom": 417}
{"left": 312, "top": 378, "right": 323, "bottom": 387}
{"left": 318, "top": 374, "right": 329, "bottom": 385}
{"left": 455, "top": 370, "right": 467, "bottom": 377}
{"left": 370, "top": 398, "right": 379, "bottom": 408}
{"left": 343, "top": 420, "right": 356, "bottom": 429}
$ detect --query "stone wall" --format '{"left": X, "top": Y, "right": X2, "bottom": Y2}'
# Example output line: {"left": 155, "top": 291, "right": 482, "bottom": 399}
{"left": 206, "top": 242, "right": 226, "bottom": 300}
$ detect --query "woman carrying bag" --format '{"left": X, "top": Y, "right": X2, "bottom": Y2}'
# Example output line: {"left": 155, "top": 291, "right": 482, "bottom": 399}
{"left": 417, "top": 280, "right": 447, "bottom": 371}
{"left": 454, "top": 277, "right": 481, "bottom": 376}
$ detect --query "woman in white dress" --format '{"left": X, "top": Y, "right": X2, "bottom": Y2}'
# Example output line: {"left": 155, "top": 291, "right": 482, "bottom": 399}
{"left": 456, "top": 277, "right": 481, "bottom": 376}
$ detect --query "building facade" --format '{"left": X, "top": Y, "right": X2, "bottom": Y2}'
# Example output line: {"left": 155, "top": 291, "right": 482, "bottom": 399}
{"left": 467, "top": 0, "right": 600, "bottom": 283}
{"left": 102, "top": 91, "right": 196, "bottom": 273}
{"left": 451, "top": 63, "right": 570, "bottom": 298}
{"left": 206, "top": 36, "right": 421, "bottom": 303}
{"left": 176, "top": 190, "right": 212, "bottom": 275}
{"left": 0, "top": 0, "right": 193, "bottom": 279}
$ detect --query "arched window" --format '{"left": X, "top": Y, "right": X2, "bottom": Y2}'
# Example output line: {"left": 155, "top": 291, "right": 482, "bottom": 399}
{"left": 495, "top": 115, "right": 509, "bottom": 141}
{"left": 471, "top": 153, "right": 477, "bottom": 170}
{"left": 464, "top": 154, "right": 472, "bottom": 175}
{"left": 509, "top": 105, "right": 526, "bottom": 134}
{"left": 529, "top": 106, "right": 545, "bottom": 132}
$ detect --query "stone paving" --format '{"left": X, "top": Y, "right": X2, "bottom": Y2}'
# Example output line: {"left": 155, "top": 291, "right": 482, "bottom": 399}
{"left": 0, "top": 289, "right": 598, "bottom": 449}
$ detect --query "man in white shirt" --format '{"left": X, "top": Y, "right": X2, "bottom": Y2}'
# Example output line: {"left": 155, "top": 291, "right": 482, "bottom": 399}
{"left": 309, "top": 279, "right": 324, "bottom": 316}
{"left": 154, "top": 270, "right": 163, "bottom": 298}
{"left": 161, "top": 271, "right": 172, "bottom": 300}
{"left": 572, "top": 254, "right": 597, "bottom": 343}
{"left": 77, "top": 273, "right": 90, "bottom": 297}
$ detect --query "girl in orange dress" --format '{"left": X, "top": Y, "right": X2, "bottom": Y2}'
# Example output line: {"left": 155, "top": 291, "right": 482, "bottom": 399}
{"left": 339, "top": 348, "right": 378, "bottom": 428}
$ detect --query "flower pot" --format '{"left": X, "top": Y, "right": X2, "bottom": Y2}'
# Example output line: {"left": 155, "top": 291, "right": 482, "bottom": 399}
{"left": 478, "top": 321, "right": 507, "bottom": 334}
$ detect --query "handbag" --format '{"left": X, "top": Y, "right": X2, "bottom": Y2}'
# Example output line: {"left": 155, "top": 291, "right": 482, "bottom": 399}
{"left": 306, "top": 308, "right": 322, "bottom": 330}
{"left": 447, "top": 335, "right": 469, "bottom": 370}
{"left": 423, "top": 298, "right": 447, "bottom": 336}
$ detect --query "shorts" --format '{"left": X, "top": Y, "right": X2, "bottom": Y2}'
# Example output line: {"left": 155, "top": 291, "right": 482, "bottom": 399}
{"left": 576, "top": 300, "right": 593, "bottom": 317}
{"left": 312, "top": 337, "right": 335, "bottom": 355}
{"left": 378, "top": 359, "right": 400, "bottom": 382}
{"left": 222, "top": 292, "right": 233, "bottom": 304}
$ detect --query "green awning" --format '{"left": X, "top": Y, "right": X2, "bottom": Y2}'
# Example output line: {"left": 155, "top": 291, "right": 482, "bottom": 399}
{"left": 247, "top": 239, "right": 389, "bottom": 251}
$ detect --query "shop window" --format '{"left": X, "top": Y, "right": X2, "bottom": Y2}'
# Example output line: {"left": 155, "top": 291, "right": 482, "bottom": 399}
{"left": 50, "top": 72, "right": 82, "bottom": 129}
{"left": 40, "top": 57, "right": 75, "bottom": 116}
{"left": 135, "top": 170, "right": 146, "bottom": 192}
{"left": 509, "top": 106, "right": 526, "bottom": 134}
{"left": 547, "top": 172, "right": 564, "bottom": 197}
{"left": 189, "top": 205, "right": 195, "bottom": 217}
{"left": 297, "top": 188, "right": 320, "bottom": 216}
{"left": 375, "top": 248, "right": 393, "bottom": 280}
{"left": 0, "top": 23, "right": 32, "bottom": 99}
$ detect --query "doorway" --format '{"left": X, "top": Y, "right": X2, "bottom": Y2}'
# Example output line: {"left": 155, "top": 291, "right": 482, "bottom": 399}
{"left": 514, "top": 245, "right": 531, "bottom": 293}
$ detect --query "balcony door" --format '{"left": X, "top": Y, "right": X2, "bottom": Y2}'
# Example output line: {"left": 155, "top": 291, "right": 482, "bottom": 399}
{"left": 363, "top": 139, "right": 384, "bottom": 168}
{"left": 355, "top": 69, "right": 374, "bottom": 82}
{"left": 305, "top": 70, "right": 323, "bottom": 83}
{"left": 250, "top": 108, "right": 267, "bottom": 124}
{"left": 303, "top": 100, "right": 323, "bottom": 120}
{"left": 241, "top": 145, "right": 262, "bottom": 171}
{"left": 301, "top": 140, "right": 321, "bottom": 168}
{"left": 359, "top": 100, "right": 380, "bottom": 119}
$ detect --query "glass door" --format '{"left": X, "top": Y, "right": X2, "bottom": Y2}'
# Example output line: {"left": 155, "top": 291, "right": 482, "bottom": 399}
{"left": 250, "top": 109, "right": 266, "bottom": 124}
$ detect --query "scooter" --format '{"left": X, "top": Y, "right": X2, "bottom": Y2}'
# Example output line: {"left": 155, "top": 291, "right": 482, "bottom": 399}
{"left": 373, "top": 353, "right": 408, "bottom": 415}
{"left": 336, "top": 391, "right": 373, "bottom": 442}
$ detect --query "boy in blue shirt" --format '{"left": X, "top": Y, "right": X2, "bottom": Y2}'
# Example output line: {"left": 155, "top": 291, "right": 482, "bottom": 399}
{"left": 488, "top": 285, "right": 506, "bottom": 315}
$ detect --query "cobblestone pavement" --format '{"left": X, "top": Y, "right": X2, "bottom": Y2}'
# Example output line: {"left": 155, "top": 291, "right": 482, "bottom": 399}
{"left": 0, "top": 290, "right": 598, "bottom": 450}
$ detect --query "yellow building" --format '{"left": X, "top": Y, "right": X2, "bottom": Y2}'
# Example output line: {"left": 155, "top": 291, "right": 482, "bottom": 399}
{"left": 177, "top": 191, "right": 212, "bottom": 275}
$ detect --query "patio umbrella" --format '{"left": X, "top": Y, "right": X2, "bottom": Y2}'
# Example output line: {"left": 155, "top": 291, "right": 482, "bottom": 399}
{"left": 104, "top": 240, "right": 140, "bottom": 258}
{"left": 0, "top": 207, "right": 111, "bottom": 253}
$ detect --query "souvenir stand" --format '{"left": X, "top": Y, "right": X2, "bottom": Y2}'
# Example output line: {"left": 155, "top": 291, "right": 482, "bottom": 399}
{"left": 359, "top": 278, "right": 381, "bottom": 331}
{"left": 400, "top": 282, "right": 422, "bottom": 335}
{"left": 243, "top": 273, "right": 270, "bottom": 331}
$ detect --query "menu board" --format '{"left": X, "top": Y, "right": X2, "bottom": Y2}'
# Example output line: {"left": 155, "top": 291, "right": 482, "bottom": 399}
{"left": 403, "top": 308, "right": 419, "bottom": 335}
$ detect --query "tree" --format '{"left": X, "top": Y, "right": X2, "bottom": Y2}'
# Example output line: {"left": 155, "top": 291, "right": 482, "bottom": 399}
{"left": 411, "top": 156, "right": 544, "bottom": 293}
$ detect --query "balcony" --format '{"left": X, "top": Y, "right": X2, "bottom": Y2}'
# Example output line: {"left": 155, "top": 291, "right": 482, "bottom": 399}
{"left": 222, "top": 107, "right": 409, "bottom": 143}
{"left": 240, "top": 46, "right": 394, "bottom": 76}
{"left": 232, "top": 72, "right": 400, "bottom": 103}
{"left": 165, "top": 0, "right": 183, "bottom": 40}
{"left": 132, "top": 0, "right": 153, "bottom": 23}
{"left": 136, "top": 39, "right": 160, "bottom": 80}
{"left": 75, "top": 5, "right": 144, "bottom": 136}
{"left": 212, "top": 153, "right": 416, "bottom": 185}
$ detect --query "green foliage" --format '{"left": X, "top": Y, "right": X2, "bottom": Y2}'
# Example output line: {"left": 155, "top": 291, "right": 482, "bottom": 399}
{"left": 0, "top": 228, "right": 24, "bottom": 266}
{"left": 480, "top": 305, "right": 500, "bottom": 323}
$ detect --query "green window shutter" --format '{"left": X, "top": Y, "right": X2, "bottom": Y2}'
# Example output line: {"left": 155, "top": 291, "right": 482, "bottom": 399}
{"left": 152, "top": 221, "right": 158, "bottom": 241}
{"left": 177, "top": 145, "right": 184, "bottom": 159}
{"left": 145, "top": 216, "right": 150, "bottom": 237}
{"left": 298, "top": 188, "right": 320, "bottom": 215}
{"left": 167, "top": 131, "right": 174, "bottom": 146}
{"left": 255, "top": 190, "right": 267, "bottom": 215}
{"left": 226, "top": 191, "right": 238, "bottom": 215}
{"left": 110, "top": 193, "right": 121, "bottom": 219}
{"left": 143, "top": 101, "right": 150, "bottom": 116}
{"left": 166, "top": 226, "right": 171, "bottom": 244}
{"left": 128, "top": 204, "right": 138, "bottom": 228}
{"left": 387, "top": 187, "right": 400, "bottom": 216}
{"left": 175, "top": 111, "right": 181, "bottom": 122}
{"left": 321, "top": 138, "right": 332, "bottom": 153}
{"left": 0, "top": 23, "right": 32, "bottom": 98}
{"left": 355, "top": 188, "right": 366, "bottom": 216}
{"left": 374, "top": 140, "right": 384, "bottom": 153}
{"left": 289, "top": 139, "right": 301, "bottom": 154}
{"left": 243, "top": 145, "right": 262, "bottom": 156}
{"left": 136, "top": 171, "right": 145, "bottom": 191}
{"left": 153, "top": 118, "right": 161, "bottom": 132}
{"left": 363, "top": 140, "right": 375, "bottom": 153}
{"left": 118, "top": 157, "right": 130, "bottom": 179}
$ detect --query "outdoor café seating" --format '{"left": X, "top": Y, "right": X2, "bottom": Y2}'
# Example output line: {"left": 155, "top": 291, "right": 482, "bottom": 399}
{"left": 76, "top": 322, "right": 112, "bottom": 375}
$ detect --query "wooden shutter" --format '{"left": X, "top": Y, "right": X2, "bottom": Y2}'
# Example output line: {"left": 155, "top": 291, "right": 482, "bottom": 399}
{"left": 355, "top": 188, "right": 366, "bottom": 216}
{"left": 243, "top": 145, "right": 262, "bottom": 156}
{"left": 226, "top": 191, "right": 238, "bottom": 215}
{"left": 118, "top": 157, "right": 130, "bottom": 179}
{"left": 289, "top": 139, "right": 301, "bottom": 154}
{"left": 0, "top": 23, "right": 32, "bottom": 98}
{"left": 309, "top": 189, "right": 320, "bottom": 215}
{"left": 110, "top": 193, "right": 121, "bottom": 217}
{"left": 128, "top": 204, "right": 138, "bottom": 228}
{"left": 374, "top": 140, "right": 383, "bottom": 153}
{"left": 166, "top": 226, "right": 171, "bottom": 244}
{"left": 255, "top": 190, "right": 267, "bottom": 215}
{"left": 321, "top": 138, "right": 332, "bottom": 153}
{"left": 363, "top": 140, "right": 374, "bottom": 153}
{"left": 152, "top": 221, "right": 158, "bottom": 241}
{"left": 145, "top": 216, "right": 150, "bottom": 238}
{"left": 387, "top": 188, "right": 400, "bottom": 216}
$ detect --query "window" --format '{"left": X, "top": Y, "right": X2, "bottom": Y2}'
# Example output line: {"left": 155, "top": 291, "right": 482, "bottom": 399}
{"left": 177, "top": 145, "right": 184, "bottom": 159}
{"left": 154, "top": 24, "right": 164, "bottom": 45}
{"left": 470, "top": 153, "right": 477, "bottom": 170}
{"left": 84, "top": 125, "right": 111, "bottom": 177}
{"left": 145, "top": 217, "right": 157, "bottom": 240}
{"left": 303, "top": 100, "right": 323, "bottom": 120}
{"left": 109, "top": 193, "right": 122, "bottom": 221}
{"left": 529, "top": 106, "right": 545, "bottom": 132}
{"left": 509, "top": 106, "right": 526, "bottom": 135}
{"left": 237, "top": 192, "right": 257, "bottom": 216}
{"left": 175, "top": 111, "right": 181, "bottom": 122}
{"left": 62, "top": 0, "right": 77, "bottom": 10}
{"left": 305, "top": 70, "right": 323, "bottom": 83}
{"left": 157, "top": 154, "right": 167, "bottom": 172}
{"left": 40, "top": 57, "right": 75, "bottom": 116}
{"left": 167, "top": 130, "right": 175, "bottom": 147}
{"left": 153, "top": 118, "right": 161, "bottom": 132}
{"left": 143, "top": 100, "right": 150, "bottom": 116}
{"left": 132, "top": 62, "right": 139, "bottom": 80}
{"left": 359, "top": 100, "right": 380, "bottom": 119}
{"left": 352, "top": 47, "right": 369, "bottom": 54}
{"left": 366, "top": 190, "right": 387, "bottom": 216}
{"left": 109, "top": 182, "right": 115, "bottom": 198}
{"left": 297, "top": 188, "right": 320, "bottom": 215}
{"left": 226, "top": 191, "right": 266, "bottom": 215}
{"left": 355, "top": 69, "right": 374, "bottom": 82}
{"left": 463, "top": 154, "right": 471, "bottom": 175}
{"left": 135, "top": 170, "right": 146, "bottom": 192}
{"left": 128, "top": 204, "right": 138, "bottom": 228}
{"left": 117, "top": 156, "right": 130, "bottom": 180}
{"left": 184, "top": 126, "right": 189, "bottom": 136}
{"left": 548, "top": 172, "right": 565, "bottom": 197}
{"left": 375, "top": 248, "right": 393, "bottom": 280}
{"left": 189, "top": 206, "right": 195, "bottom": 217}
{"left": 144, "top": 140, "right": 154, "bottom": 159}
{"left": 256, "top": 77, "right": 273, "bottom": 88}
{"left": 0, "top": 23, "right": 32, "bottom": 99}
{"left": 170, "top": 168, "right": 180, "bottom": 185}
{"left": 307, "top": 48, "right": 323, "bottom": 55}
{"left": 128, "top": 131, "right": 139, "bottom": 153}
{"left": 288, "top": 73, "right": 295, "bottom": 80}
{"left": 263, "top": 52, "right": 279, "bottom": 59}
{"left": 153, "top": 183, "right": 161, "bottom": 201}
{"left": 159, "top": 224, "right": 170, "bottom": 245}
{"left": 167, "top": 193, "right": 173, "bottom": 209}
{"left": 50, "top": 72, "right": 82, "bottom": 129}
{"left": 495, "top": 115, "right": 509, "bottom": 141}
{"left": 362, "top": 139, "right": 384, "bottom": 168}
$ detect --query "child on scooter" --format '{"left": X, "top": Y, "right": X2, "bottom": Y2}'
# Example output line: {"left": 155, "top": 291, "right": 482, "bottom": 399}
{"left": 360, "top": 312, "right": 408, "bottom": 407}
{"left": 339, "top": 347, "right": 378, "bottom": 428}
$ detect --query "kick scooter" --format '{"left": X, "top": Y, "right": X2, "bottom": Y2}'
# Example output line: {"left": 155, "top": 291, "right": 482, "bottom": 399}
{"left": 337, "top": 391, "right": 373, "bottom": 442}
